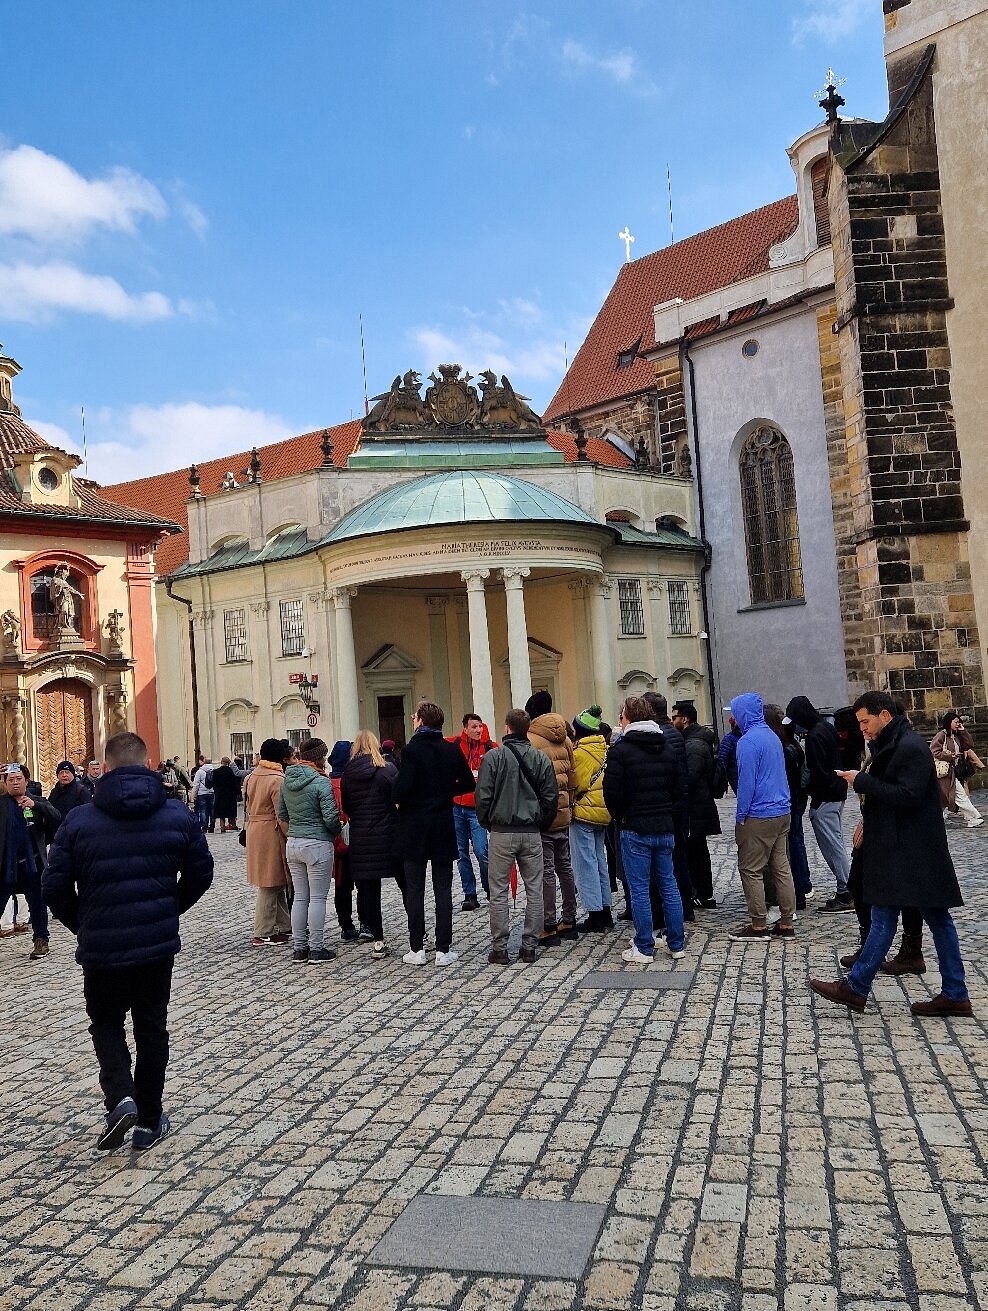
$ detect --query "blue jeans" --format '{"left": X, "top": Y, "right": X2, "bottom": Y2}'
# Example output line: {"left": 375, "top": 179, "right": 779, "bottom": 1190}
{"left": 453, "top": 805, "right": 489, "bottom": 898}
{"left": 809, "top": 800, "right": 850, "bottom": 893}
{"left": 570, "top": 821, "right": 611, "bottom": 913}
{"left": 849, "top": 904, "right": 968, "bottom": 1001}
{"left": 620, "top": 830, "right": 682, "bottom": 956}
{"left": 195, "top": 794, "right": 214, "bottom": 832}
{"left": 789, "top": 797, "right": 812, "bottom": 897}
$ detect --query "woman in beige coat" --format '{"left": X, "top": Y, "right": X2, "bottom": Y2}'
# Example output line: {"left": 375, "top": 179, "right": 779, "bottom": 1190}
{"left": 244, "top": 738, "right": 293, "bottom": 945}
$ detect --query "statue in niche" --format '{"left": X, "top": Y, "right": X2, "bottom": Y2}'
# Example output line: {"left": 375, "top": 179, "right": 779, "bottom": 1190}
{"left": 49, "top": 563, "right": 84, "bottom": 633}
{"left": 104, "top": 609, "right": 125, "bottom": 650}
{"left": 1, "top": 609, "right": 21, "bottom": 654}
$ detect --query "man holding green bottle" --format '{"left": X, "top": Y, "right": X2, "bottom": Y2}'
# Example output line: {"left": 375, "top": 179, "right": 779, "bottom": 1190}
{"left": 0, "top": 763, "right": 60, "bottom": 960}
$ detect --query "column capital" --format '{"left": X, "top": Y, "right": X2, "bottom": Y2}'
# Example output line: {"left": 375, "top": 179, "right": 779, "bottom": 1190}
{"left": 425, "top": 595, "right": 449, "bottom": 614}
{"left": 330, "top": 585, "right": 358, "bottom": 610}
{"left": 567, "top": 576, "right": 590, "bottom": 596}
{"left": 249, "top": 599, "right": 271, "bottom": 615}
{"left": 191, "top": 608, "right": 214, "bottom": 627}
{"left": 596, "top": 574, "right": 614, "bottom": 598}
{"left": 646, "top": 578, "right": 664, "bottom": 595}
{"left": 500, "top": 567, "right": 531, "bottom": 588}
{"left": 461, "top": 569, "right": 491, "bottom": 589}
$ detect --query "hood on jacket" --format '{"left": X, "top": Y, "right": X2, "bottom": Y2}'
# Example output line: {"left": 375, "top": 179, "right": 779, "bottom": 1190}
{"left": 93, "top": 766, "right": 167, "bottom": 820}
{"left": 731, "top": 693, "right": 767, "bottom": 734}
{"left": 529, "top": 712, "right": 569, "bottom": 745}
{"left": 329, "top": 741, "right": 352, "bottom": 778}
{"left": 283, "top": 762, "right": 327, "bottom": 793}
{"left": 621, "top": 720, "right": 667, "bottom": 755}
{"left": 783, "top": 695, "right": 820, "bottom": 730}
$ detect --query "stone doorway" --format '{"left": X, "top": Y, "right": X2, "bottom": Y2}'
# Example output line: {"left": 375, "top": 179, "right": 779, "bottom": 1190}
{"left": 377, "top": 695, "right": 407, "bottom": 750}
{"left": 36, "top": 678, "right": 94, "bottom": 788}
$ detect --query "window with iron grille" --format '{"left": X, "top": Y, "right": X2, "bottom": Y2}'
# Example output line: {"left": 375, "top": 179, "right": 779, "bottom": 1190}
{"left": 230, "top": 732, "right": 253, "bottom": 761}
{"left": 617, "top": 578, "right": 645, "bottom": 636}
{"left": 279, "top": 598, "right": 305, "bottom": 657}
{"left": 739, "top": 425, "right": 804, "bottom": 604}
{"left": 286, "top": 728, "right": 307, "bottom": 751}
{"left": 667, "top": 580, "right": 691, "bottom": 635}
{"left": 223, "top": 607, "right": 249, "bottom": 662}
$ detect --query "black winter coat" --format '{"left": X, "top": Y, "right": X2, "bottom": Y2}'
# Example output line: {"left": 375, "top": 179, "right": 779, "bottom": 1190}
{"left": 0, "top": 793, "right": 60, "bottom": 888}
{"left": 785, "top": 696, "right": 846, "bottom": 806}
{"left": 341, "top": 755, "right": 399, "bottom": 881}
{"left": 43, "top": 765, "right": 214, "bottom": 968}
{"left": 392, "top": 729, "right": 475, "bottom": 863}
{"left": 48, "top": 778, "right": 91, "bottom": 821}
{"left": 854, "top": 715, "right": 962, "bottom": 909}
{"left": 210, "top": 764, "right": 241, "bottom": 819}
{"left": 681, "top": 724, "right": 721, "bottom": 837}
{"left": 603, "top": 723, "right": 688, "bottom": 836}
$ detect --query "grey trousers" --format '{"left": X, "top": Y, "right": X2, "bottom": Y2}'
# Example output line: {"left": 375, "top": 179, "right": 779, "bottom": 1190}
{"left": 541, "top": 830, "right": 577, "bottom": 927}
{"left": 809, "top": 800, "right": 851, "bottom": 893}
{"left": 488, "top": 829, "right": 545, "bottom": 952}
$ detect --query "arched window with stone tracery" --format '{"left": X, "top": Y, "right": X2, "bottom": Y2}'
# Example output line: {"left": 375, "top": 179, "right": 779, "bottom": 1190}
{"left": 739, "top": 425, "right": 803, "bottom": 605}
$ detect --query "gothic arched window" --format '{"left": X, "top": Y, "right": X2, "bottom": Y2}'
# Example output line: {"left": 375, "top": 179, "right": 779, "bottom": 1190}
{"left": 739, "top": 425, "right": 804, "bottom": 605}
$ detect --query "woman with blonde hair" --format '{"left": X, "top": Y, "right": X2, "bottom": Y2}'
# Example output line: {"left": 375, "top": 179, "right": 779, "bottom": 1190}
{"left": 340, "top": 730, "right": 398, "bottom": 958}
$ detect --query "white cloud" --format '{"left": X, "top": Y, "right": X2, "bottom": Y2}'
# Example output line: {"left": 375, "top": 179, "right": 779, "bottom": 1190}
{"left": 0, "top": 144, "right": 167, "bottom": 243}
{"left": 179, "top": 199, "right": 210, "bottom": 238}
{"left": 27, "top": 401, "right": 297, "bottom": 484}
{"left": 409, "top": 325, "right": 566, "bottom": 387}
{"left": 561, "top": 39, "right": 656, "bottom": 93}
{"left": 792, "top": 0, "right": 871, "bottom": 43}
{"left": 0, "top": 261, "right": 175, "bottom": 323}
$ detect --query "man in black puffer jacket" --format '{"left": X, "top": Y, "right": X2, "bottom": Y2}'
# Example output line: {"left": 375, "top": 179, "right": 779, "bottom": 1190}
{"left": 44, "top": 732, "right": 213, "bottom": 1153}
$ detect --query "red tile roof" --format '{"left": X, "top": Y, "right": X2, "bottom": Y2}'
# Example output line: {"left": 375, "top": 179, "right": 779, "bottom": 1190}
{"left": 544, "top": 196, "right": 798, "bottom": 421}
{"left": 101, "top": 420, "right": 362, "bottom": 578}
{"left": 545, "top": 430, "right": 633, "bottom": 468}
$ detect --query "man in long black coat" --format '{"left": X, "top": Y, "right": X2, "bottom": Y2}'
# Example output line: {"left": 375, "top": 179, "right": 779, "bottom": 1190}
{"left": 810, "top": 691, "right": 972, "bottom": 1017}
{"left": 392, "top": 701, "right": 474, "bottom": 967}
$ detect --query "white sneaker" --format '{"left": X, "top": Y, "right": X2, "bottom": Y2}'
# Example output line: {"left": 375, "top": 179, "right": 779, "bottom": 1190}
{"left": 622, "top": 945, "right": 654, "bottom": 964}
{"left": 665, "top": 942, "right": 686, "bottom": 961}
{"left": 435, "top": 949, "right": 459, "bottom": 967}
{"left": 966, "top": 817, "right": 984, "bottom": 828}
{"left": 402, "top": 949, "right": 427, "bottom": 966}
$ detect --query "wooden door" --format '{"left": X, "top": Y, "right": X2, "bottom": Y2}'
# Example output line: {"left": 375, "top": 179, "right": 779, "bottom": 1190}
{"left": 377, "top": 695, "right": 407, "bottom": 749}
{"left": 36, "top": 679, "right": 94, "bottom": 788}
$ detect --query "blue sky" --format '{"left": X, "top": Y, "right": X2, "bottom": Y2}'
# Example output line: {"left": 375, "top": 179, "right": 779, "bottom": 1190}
{"left": 4, "top": 0, "right": 888, "bottom": 483}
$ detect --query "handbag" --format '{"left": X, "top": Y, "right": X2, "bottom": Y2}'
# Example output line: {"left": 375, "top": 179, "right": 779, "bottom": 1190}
{"left": 934, "top": 758, "right": 951, "bottom": 779}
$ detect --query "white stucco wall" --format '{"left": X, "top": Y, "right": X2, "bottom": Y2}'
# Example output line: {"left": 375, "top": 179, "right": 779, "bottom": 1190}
{"left": 686, "top": 306, "right": 849, "bottom": 714}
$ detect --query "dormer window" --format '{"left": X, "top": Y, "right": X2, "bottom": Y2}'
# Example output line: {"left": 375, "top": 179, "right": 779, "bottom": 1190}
{"left": 616, "top": 337, "right": 642, "bottom": 370}
{"left": 37, "top": 466, "right": 60, "bottom": 492}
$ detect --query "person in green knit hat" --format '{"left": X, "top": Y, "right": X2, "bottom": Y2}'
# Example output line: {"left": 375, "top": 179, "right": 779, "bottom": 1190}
{"left": 570, "top": 704, "right": 613, "bottom": 932}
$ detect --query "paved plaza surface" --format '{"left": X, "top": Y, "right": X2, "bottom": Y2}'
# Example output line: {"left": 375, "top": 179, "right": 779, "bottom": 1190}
{"left": 4, "top": 797, "right": 988, "bottom": 1311}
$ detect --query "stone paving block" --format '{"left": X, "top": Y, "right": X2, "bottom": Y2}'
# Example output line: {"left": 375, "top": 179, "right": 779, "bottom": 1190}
{"left": 366, "top": 1195, "right": 606, "bottom": 1278}
{"left": 784, "top": 1287, "right": 837, "bottom": 1311}
{"left": 700, "top": 1181, "right": 749, "bottom": 1222}
{"left": 689, "top": 1220, "right": 741, "bottom": 1279}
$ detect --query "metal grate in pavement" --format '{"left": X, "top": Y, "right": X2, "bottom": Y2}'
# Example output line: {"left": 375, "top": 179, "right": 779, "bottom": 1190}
{"left": 366, "top": 1195, "right": 607, "bottom": 1278}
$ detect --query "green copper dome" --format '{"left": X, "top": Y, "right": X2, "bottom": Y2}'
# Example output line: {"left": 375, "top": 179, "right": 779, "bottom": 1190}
{"left": 323, "top": 471, "right": 598, "bottom": 543}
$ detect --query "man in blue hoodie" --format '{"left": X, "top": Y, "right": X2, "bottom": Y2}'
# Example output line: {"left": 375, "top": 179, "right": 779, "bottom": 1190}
{"left": 728, "top": 693, "right": 796, "bottom": 941}
{"left": 44, "top": 732, "right": 213, "bottom": 1152}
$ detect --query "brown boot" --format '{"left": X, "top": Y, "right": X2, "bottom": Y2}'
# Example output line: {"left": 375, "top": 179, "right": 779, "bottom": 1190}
{"left": 809, "top": 977, "right": 867, "bottom": 1012}
{"left": 840, "top": 929, "right": 867, "bottom": 970}
{"left": 881, "top": 932, "right": 926, "bottom": 976}
{"left": 910, "top": 993, "right": 973, "bottom": 1018}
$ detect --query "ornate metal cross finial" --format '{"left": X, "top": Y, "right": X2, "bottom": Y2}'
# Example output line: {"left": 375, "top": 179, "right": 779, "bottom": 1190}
{"left": 189, "top": 463, "right": 201, "bottom": 498}
{"left": 320, "top": 428, "right": 334, "bottom": 467}
{"left": 817, "top": 69, "right": 847, "bottom": 125}
{"left": 618, "top": 226, "right": 636, "bottom": 263}
{"left": 248, "top": 447, "right": 262, "bottom": 484}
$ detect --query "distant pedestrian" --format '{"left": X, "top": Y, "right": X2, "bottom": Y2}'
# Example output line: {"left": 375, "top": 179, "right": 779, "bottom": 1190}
{"left": 525, "top": 692, "right": 577, "bottom": 945}
{"left": 475, "top": 708, "right": 557, "bottom": 965}
{"left": 191, "top": 758, "right": 215, "bottom": 832}
{"left": 783, "top": 696, "right": 852, "bottom": 911}
{"left": 210, "top": 757, "right": 241, "bottom": 832}
{"left": 278, "top": 738, "right": 341, "bottom": 963}
{"left": 171, "top": 757, "right": 194, "bottom": 806}
{"left": 392, "top": 702, "right": 475, "bottom": 968}
{"left": 244, "top": 738, "right": 292, "bottom": 947}
{"left": 931, "top": 711, "right": 984, "bottom": 828}
{"left": 670, "top": 703, "right": 720, "bottom": 908}
{"left": 80, "top": 760, "right": 103, "bottom": 797}
{"left": 810, "top": 692, "right": 973, "bottom": 1018}
{"left": 341, "top": 731, "right": 399, "bottom": 959}
{"left": 43, "top": 732, "right": 213, "bottom": 1151}
{"left": 0, "top": 764, "right": 60, "bottom": 961}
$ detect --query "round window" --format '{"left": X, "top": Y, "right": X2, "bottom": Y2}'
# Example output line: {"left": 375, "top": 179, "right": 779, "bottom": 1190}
{"left": 741, "top": 339, "right": 759, "bottom": 359}
{"left": 37, "top": 466, "right": 59, "bottom": 491}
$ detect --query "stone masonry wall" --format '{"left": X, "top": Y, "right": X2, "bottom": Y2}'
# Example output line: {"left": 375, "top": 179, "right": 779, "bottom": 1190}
{"left": 563, "top": 355, "right": 689, "bottom": 476}
{"left": 828, "top": 56, "right": 986, "bottom": 732}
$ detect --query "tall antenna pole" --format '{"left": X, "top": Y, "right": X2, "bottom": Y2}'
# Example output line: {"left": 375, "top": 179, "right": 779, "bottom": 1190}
{"left": 359, "top": 314, "right": 369, "bottom": 416}
{"left": 81, "top": 405, "right": 88, "bottom": 477}
{"left": 667, "top": 164, "right": 675, "bottom": 245}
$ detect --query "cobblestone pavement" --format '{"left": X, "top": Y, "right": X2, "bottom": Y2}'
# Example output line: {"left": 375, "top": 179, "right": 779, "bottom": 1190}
{"left": 3, "top": 796, "right": 988, "bottom": 1311}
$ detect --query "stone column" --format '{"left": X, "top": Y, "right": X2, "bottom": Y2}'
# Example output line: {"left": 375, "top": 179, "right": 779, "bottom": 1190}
{"left": 501, "top": 568, "right": 532, "bottom": 708}
{"left": 331, "top": 586, "right": 360, "bottom": 740}
{"left": 589, "top": 575, "right": 616, "bottom": 718}
{"left": 3, "top": 695, "right": 26, "bottom": 764}
{"left": 568, "top": 577, "right": 594, "bottom": 708}
{"left": 426, "top": 596, "right": 452, "bottom": 717}
{"left": 461, "top": 570, "right": 496, "bottom": 730}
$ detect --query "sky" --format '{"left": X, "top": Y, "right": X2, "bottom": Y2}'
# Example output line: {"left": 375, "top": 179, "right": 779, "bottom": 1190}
{"left": 3, "top": 0, "right": 890, "bottom": 485}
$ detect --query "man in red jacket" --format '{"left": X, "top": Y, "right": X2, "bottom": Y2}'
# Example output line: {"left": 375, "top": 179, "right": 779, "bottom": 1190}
{"left": 448, "top": 713, "right": 496, "bottom": 910}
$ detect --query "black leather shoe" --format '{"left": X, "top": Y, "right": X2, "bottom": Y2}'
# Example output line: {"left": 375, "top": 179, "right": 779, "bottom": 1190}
{"left": 460, "top": 895, "right": 480, "bottom": 912}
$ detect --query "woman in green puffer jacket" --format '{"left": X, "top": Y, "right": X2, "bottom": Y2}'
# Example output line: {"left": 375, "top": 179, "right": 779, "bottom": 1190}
{"left": 277, "top": 738, "right": 341, "bottom": 963}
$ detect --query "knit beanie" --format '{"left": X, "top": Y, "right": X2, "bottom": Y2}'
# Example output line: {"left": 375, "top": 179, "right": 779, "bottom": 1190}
{"left": 573, "top": 704, "right": 603, "bottom": 737}
{"left": 55, "top": 760, "right": 75, "bottom": 775}
{"left": 525, "top": 690, "right": 552, "bottom": 719}
{"left": 329, "top": 740, "right": 353, "bottom": 777}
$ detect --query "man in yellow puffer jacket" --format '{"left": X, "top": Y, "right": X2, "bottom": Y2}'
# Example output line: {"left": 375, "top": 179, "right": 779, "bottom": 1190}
{"left": 525, "top": 692, "right": 578, "bottom": 945}
{"left": 570, "top": 705, "right": 612, "bottom": 932}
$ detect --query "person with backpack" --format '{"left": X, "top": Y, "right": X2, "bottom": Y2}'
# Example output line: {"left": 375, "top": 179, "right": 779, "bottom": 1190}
{"left": 475, "top": 707, "right": 557, "bottom": 965}
{"left": 569, "top": 704, "right": 613, "bottom": 932}
{"left": 783, "top": 695, "right": 852, "bottom": 912}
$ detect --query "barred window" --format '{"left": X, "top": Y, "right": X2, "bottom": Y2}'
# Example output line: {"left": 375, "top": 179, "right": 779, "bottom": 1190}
{"left": 286, "top": 728, "right": 307, "bottom": 751}
{"left": 223, "top": 607, "right": 249, "bottom": 662}
{"left": 617, "top": 578, "right": 645, "bottom": 636}
{"left": 739, "top": 426, "right": 804, "bottom": 605}
{"left": 230, "top": 732, "right": 253, "bottom": 761}
{"left": 279, "top": 598, "right": 305, "bottom": 657}
{"left": 667, "top": 580, "right": 691, "bottom": 635}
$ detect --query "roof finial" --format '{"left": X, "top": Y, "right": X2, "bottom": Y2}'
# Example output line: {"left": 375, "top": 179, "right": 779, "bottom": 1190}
{"left": 189, "top": 463, "right": 201, "bottom": 498}
{"left": 320, "top": 428, "right": 334, "bottom": 467}
{"left": 618, "top": 226, "right": 636, "bottom": 263}
{"left": 248, "top": 446, "right": 262, "bottom": 484}
{"left": 817, "top": 69, "right": 846, "bottom": 125}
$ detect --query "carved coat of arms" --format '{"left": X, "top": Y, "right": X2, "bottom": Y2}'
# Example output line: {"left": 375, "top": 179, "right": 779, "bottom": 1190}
{"left": 362, "top": 363, "right": 543, "bottom": 435}
{"left": 425, "top": 365, "right": 480, "bottom": 429}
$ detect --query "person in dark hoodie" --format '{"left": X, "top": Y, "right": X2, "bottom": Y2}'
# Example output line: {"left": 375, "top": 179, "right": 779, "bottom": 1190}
{"left": 670, "top": 703, "right": 720, "bottom": 908}
{"left": 784, "top": 695, "right": 852, "bottom": 911}
{"left": 43, "top": 732, "right": 213, "bottom": 1152}
{"left": 728, "top": 693, "right": 796, "bottom": 941}
{"left": 603, "top": 695, "right": 689, "bottom": 963}
{"left": 48, "top": 760, "right": 91, "bottom": 822}
{"left": 392, "top": 701, "right": 475, "bottom": 967}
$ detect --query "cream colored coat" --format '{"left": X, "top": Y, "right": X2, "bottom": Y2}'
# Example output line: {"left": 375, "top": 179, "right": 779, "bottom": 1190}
{"left": 244, "top": 761, "right": 291, "bottom": 888}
